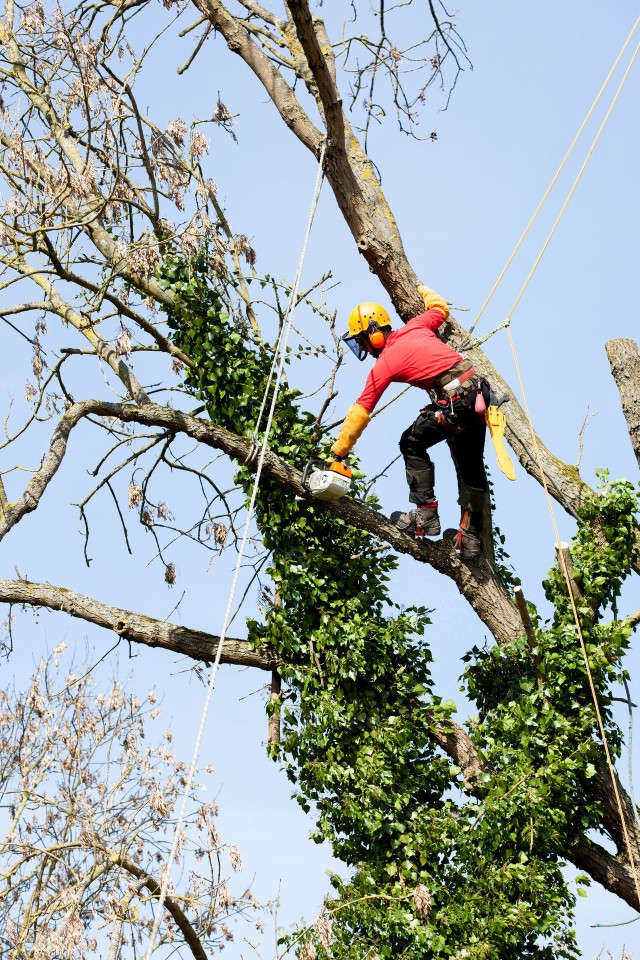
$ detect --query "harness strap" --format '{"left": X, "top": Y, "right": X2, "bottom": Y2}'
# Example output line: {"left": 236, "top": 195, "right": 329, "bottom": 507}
{"left": 433, "top": 362, "right": 478, "bottom": 398}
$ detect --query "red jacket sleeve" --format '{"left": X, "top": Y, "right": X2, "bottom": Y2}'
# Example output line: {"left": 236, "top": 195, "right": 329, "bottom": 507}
{"left": 356, "top": 357, "right": 394, "bottom": 413}
{"left": 412, "top": 308, "right": 447, "bottom": 331}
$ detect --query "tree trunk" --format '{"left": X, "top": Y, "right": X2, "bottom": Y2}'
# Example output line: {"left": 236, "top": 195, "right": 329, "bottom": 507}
{"left": 606, "top": 338, "right": 640, "bottom": 469}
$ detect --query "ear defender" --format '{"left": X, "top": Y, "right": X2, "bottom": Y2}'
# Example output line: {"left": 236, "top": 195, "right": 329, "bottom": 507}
{"left": 368, "top": 329, "right": 385, "bottom": 349}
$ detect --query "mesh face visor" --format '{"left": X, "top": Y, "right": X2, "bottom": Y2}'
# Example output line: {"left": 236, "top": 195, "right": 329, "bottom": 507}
{"left": 342, "top": 320, "right": 388, "bottom": 361}
{"left": 342, "top": 331, "right": 368, "bottom": 361}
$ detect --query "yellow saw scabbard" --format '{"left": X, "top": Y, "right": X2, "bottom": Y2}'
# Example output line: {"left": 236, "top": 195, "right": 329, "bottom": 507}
{"left": 486, "top": 405, "right": 516, "bottom": 481}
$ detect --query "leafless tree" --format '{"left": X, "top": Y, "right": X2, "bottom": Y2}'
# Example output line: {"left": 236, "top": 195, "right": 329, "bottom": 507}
{"left": 0, "top": 647, "right": 267, "bottom": 957}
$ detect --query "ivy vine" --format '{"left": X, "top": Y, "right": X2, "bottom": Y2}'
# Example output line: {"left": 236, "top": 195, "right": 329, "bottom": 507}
{"left": 160, "top": 257, "right": 639, "bottom": 960}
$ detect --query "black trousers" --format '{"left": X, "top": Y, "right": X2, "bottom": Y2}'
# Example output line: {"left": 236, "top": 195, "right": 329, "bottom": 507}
{"left": 399, "top": 395, "right": 488, "bottom": 508}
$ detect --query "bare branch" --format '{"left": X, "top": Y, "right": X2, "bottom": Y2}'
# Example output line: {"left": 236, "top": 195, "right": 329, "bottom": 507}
{"left": 192, "top": 0, "right": 322, "bottom": 152}
{"left": 8, "top": 255, "right": 150, "bottom": 403}
{"left": 0, "top": 577, "right": 274, "bottom": 669}
{"left": 108, "top": 853, "right": 209, "bottom": 960}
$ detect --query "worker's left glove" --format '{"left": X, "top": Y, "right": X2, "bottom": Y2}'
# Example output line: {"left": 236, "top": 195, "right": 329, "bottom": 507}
{"left": 331, "top": 403, "right": 371, "bottom": 458}
{"left": 417, "top": 284, "right": 449, "bottom": 319}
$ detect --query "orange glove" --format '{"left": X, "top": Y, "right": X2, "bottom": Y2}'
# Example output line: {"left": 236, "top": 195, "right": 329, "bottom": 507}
{"left": 331, "top": 403, "right": 371, "bottom": 458}
{"left": 417, "top": 284, "right": 449, "bottom": 319}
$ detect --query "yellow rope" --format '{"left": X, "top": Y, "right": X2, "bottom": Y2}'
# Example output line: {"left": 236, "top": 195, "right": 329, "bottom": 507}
{"left": 498, "top": 35, "right": 640, "bottom": 898}
{"left": 472, "top": 15, "right": 640, "bottom": 334}
{"left": 484, "top": 20, "right": 640, "bottom": 907}
{"left": 504, "top": 40, "right": 640, "bottom": 324}
{"left": 505, "top": 318, "right": 640, "bottom": 907}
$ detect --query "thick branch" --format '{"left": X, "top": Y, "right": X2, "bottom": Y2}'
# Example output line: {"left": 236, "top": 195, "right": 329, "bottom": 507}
{"left": 94, "top": 400, "right": 525, "bottom": 644}
{"left": 423, "top": 706, "right": 640, "bottom": 911}
{"left": 0, "top": 577, "right": 274, "bottom": 668}
{"left": 427, "top": 716, "right": 488, "bottom": 791}
{"left": 571, "top": 837, "right": 640, "bottom": 911}
{"left": 285, "top": 1, "right": 342, "bottom": 136}
{"left": 428, "top": 712, "right": 640, "bottom": 911}
{"left": 0, "top": 396, "right": 522, "bottom": 644}
{"left": 591, "top": 766, "right": 640, "bottom": 869}
{"left": 606, "top": 338, "right": 640, "bottom": 468}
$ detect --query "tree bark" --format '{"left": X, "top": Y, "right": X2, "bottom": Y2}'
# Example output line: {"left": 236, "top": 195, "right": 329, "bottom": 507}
{"left": 0, "top": 578, "right": 275, "bottom": 669}
{"left": 606, "top": 338, "right": 640, "bottom": 469}
{"left": 0, "top": 397, "right": 523, "bottom": 646}
{"left": 571, "top": 837, "right": 640, "bottom": 910}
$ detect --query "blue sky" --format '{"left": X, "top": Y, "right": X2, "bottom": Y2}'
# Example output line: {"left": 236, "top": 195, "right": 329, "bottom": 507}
{"left": 2, "top": 1, "right": 640, "bottom": 956}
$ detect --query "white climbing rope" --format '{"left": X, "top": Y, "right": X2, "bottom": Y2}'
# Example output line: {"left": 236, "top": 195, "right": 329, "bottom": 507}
{"left": 462, "top": 13, "right": 640, "bottom": 348}
{"left": 246, "top": 140, "right": 328, "bottom": 463}
{"left": 466, "top": 17, "right": 640, "bottom": 912}
{"left": 144, "top": 138, "right": 328, "bottom": 957}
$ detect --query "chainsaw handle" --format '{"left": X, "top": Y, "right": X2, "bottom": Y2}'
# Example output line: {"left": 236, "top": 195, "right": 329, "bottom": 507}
{"left": 301, "top": 458, "right": 326, "bottom": 491}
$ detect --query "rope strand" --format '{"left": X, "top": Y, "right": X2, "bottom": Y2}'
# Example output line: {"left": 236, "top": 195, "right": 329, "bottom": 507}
{"left": 503, "top": 40, "right": 640, "bottom": 326}
{"left": 464, "top": 14, "right": 639, "bottom": 345}
{"left": 504, "top": 318, "right": 640, "bottom": 907}
{"left": 144, "top": 139, "right": 327, "bottom": 958}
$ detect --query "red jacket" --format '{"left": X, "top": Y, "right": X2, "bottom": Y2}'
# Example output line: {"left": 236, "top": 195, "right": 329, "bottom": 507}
{"left": 356, "top": 308, "right": 462, "bottom": 413}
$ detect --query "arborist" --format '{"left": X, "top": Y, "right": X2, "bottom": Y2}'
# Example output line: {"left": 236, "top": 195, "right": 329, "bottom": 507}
{"left": 330, "top": 285, "right": 492, "bottom": 559}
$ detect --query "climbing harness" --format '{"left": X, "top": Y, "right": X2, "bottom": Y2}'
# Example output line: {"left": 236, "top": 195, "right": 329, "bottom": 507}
{"left": 144, "top": 139, "right": 328, "bottom": 958}
{"left": 435, "top": 364, "right": 479, "bottom": 399}
{"left": 432, "top": 361, "right": 516, "bottom": 481}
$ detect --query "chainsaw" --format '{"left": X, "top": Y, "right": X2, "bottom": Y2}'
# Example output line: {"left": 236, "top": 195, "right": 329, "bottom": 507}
{"left": 301, "top": 458, "right": 352, "bottom": 501}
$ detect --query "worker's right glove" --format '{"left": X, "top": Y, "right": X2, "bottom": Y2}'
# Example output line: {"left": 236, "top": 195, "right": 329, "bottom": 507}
{"left": 331, "top": 402, "right": 371, "bottom": 458}
{"left": 417, "top": 284, "right": 449, "bottom": 319}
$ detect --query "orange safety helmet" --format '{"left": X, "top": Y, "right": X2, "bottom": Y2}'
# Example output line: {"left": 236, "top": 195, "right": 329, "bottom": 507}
{"left": 343, "top": 302, "right": 392, "bottom": 360}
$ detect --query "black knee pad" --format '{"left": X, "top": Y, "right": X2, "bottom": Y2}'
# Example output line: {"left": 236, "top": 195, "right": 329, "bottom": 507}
{"left": 458, "top": 484, "right": 489, "bottom": 513}
{"left": 406, "top": 465, "right": 435, "bottom": 494}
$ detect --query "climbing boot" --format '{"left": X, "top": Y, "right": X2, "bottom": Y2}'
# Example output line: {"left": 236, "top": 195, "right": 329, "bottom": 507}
{"left": 391, "top": 500, "right": 441, "bottom": 537}
{"left": 453, "top": 508, "right": 482, "bottom": 559}
{"left": 455, "top": 527, "right": 482, "bottom": 559}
